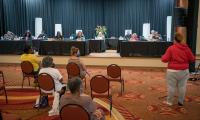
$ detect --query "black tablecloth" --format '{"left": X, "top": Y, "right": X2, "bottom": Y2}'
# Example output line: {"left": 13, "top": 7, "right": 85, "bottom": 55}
{"left": 119, "top": 41, "right": 173, "bottom": 57}
{"left": 0, "top": 40, "right": 41, "bottom": 54}
{"left": 0, "top": 40, "right": 89, "bottom": 56}
{"left": 39, "top": 40, "right": 89, "bottom": 56}
{"left": 89, "top": 39, "right": 106, "bottom": 52}
{"left": 105, "top": 38, "right": 118, "bottom": 50}
{"left": 117, "top": 40, "right": 126, "bottom": 53}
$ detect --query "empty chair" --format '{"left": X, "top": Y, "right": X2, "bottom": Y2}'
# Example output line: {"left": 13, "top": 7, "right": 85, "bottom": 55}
{"left": 190, "top": 63, "right": 200, "bottom": 81}
{"left": 66, "top": 62, "right": 86, "bottom": 89}
{"left": 0, "top": 71, "right": 8, "bottom": 103}
{"left": 107, "top": 64, "right": 125, "bottom": 95}
{"left": 21, "top": 61, "right": 37, "bottom": 88}
{"left": 90, "top": 75, "right": 112, "bottom": 116}
{"left": 60, "top": 104, "right": 90, "bottom": 120}
{"left": 196, "top": 63, "right": 200, "bottom": 80}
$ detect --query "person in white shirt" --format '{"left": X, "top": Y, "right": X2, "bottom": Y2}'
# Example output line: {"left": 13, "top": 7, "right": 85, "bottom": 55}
{"left": 35, "top": 56, "right": 66, "bottom": 116}
{"left": 96, "top": 32, "right": 105, "bottom": 40}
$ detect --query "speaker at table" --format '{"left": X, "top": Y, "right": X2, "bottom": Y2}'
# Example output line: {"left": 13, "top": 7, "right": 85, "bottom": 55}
{"left": 55, "top": 24, "right": 62, "bottom": 36}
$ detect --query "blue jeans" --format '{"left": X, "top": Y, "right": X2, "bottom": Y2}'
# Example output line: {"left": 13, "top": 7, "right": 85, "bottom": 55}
{"left": 166, "top": 69, "right": 189, "bottom": 104}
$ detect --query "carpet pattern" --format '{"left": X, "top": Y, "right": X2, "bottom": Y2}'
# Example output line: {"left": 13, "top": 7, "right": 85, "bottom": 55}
{"left": 0, "top": 88, "right": 115, "bottom": 120}
{"left": 0, "top": 64, "right": 200, "bottom": 120}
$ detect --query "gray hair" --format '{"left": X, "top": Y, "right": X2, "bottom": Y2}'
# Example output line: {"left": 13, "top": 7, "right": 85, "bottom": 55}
{"left": 67, "top": 77, "right": 82, "bottom": 94}
{"left": 42, "top": 56, "right": 53, "bottom": 68}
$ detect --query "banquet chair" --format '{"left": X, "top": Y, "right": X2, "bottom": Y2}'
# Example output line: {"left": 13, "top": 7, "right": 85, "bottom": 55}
{"left": 60, "top": 104, "right": 90, "bottom": 120}
{"left": 0, "top": 110, "right": 21, "bottom": 120}
{"left": 107, "top": 64, "right": 125, "bottom": 95}
{"left": 37, "top": 73, "right": 55, "bottom": 109}
{"left": 90, "top": 75, "right": 112, "bottom": 116}
{"left": 0, "top": 71, "right": 8, "bottom": 103}
{"left": 21, "top": 61, "right": 36, "bottom": 88}
{"left": 190, "top": 63, "right": 200, "bottom": 81}
{"left": 66, "top": 62, "right": 86, "bottom": 89}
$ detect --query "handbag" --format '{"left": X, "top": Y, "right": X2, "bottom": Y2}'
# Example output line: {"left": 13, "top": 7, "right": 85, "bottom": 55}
{"left": 34, "top": 95, "right": 49, "bottom": 108}
{"left": 39, "top": 95, "right": 49, "bottom": 108}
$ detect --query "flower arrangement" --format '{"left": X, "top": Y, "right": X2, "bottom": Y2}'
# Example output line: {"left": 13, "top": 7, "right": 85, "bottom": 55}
{"left": 95, "top": 26, "right": 107, "bottom": 36}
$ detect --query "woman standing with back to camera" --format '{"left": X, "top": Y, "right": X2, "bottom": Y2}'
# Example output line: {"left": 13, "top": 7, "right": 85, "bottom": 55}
{"left": 161, "top": 33, "right": 195, "bottom": 106}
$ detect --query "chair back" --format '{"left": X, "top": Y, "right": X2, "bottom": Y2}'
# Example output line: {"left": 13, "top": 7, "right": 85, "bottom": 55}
{"left": 38, "top": 73, "right": 55, "bottom": 91}
{"left": 90, "top": 75, "right": 109, "bottom": 94}
{"left": 21, "top": 61, "right": 34, "bottom": 74}
{"left": 0, "top": 71, "right": 8, "bottom": 103}
{"left": 107, "top": 64, "right": 121, "bottom": 78}
{"left": 66, "top": 62, "right": 80, "bottom": 78}
{"left": 0, "top": 71, "right": 5, "bottom": 84}
{"left": 60, "top": 104, "right": 90, "bottom": 120}
{"left": 197, "top": 63, "right": 200, "bottom": 72}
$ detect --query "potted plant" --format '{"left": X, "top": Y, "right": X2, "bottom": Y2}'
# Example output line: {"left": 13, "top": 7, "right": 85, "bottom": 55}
{"left": 95, "top": 26, "right": 107, "bottom": 37}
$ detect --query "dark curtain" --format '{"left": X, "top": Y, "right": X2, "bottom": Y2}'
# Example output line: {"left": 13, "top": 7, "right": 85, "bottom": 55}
{"left": 104, "top": 0, "right": 151, "bottom": 37}
{"left": 52, "top": 0, "right": 104, "bottom": 38}
{"left": 187, "top": 0, "right": 199, "bottom": 72}
{"left": 149, "top": 0, "right": 174, "bottom": 36}
{"left": 2, "top": 0, "right": 174, "bottom": 38}
{"left": 104, "top": 0, "right": 174, "bottom": 37}
{"left": 24, "top": 0, "right": 54, "bottom": 37}
{"left": 3, "top": 0, "right": 27, "bottom": 36}
{"left": 0, "top": 0, "right": 5, "bottom": 36}
{"left": 3, "top": 0, "right": 53, "bottom": 37}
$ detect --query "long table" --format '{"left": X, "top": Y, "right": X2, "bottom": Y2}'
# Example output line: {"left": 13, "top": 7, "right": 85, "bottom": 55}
{"left": 88, "top": 38, "right": 119, "bottom": 52}
{"left": 105, "top": 38, "right": 118, "bottom": 50}
{"left": 0, "top": 40, "right": 40, "bottom": 55}
{"left": 39, "top": 40, "right": 89, "bottom": 56}
{"left": 0, "top": 40, "right": 89, "bottom": 56}
{"left": 119, "top": 41, "right": 173, "bottom": 57}
{"left": 89, "top": 39, "right": 106, "bottom": 52}
{"left": 0, "top": 40, "right": 173, "bottom": 57}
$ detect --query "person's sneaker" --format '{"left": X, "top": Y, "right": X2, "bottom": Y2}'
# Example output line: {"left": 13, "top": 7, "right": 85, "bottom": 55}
{"left": 48, "top": 109, "right": 54, "bottom": 114}
{"left": 178, "top": 102, "right": 183, "bottom": 106}
{"left": 162, "top": 101, "right": 173, "bottom": 106}
{"left": 48, "top": 111, "right": 59, "bottom": 116}
{"left": 33, "top": 104, "right": 39, "bottom": 108}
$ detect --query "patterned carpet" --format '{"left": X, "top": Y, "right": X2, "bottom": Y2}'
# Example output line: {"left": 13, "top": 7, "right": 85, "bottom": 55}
{"left": 0, "top": 88, "right": 115, "bottom": 120}
{"left": 0, "top": 64, "right": 200, "bottom": 120}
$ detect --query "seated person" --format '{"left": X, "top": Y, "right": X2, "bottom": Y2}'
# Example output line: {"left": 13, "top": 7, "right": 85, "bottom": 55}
{"left": 124, "top": 31, "right": 132, "bottom": 40}
{"left": 95, "top": 32, "right": 105, "bottom": 40}
{"left": 35, "top": 56, "right": 66, "bottom": 116}
{"left": 60, "top": 77, "right": 105, "bottom": 120}
{"left": 37, "top": 30, "right": 47, "bottom": 39}
{"left": 55, "top": 31, "right": 63, "bottom": 40}
{"left": 68, "top": 46, "right": 89, "bottom": 79}
{"left": 154, "top": 31, "right": 162, "bottom": 40}
{"left": 130, "top": 33, "right": 139, "bottom": 41}
{"left": 22, "top": 30, "right": 32, "bottom": 40}
{"left": 20, "top": 45, "right": 40, "bottom": 74}
{"left": 149, "top": 30, "right": 161, "bottom": 41}
{"left": 4, "top": 31, "right": 16, "bottom": 40}
{"left": 75, "top": 31, "right": 85, "bottom": 41}
{"left": 149, "top": 30, "right": 155, "bottom": 40}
